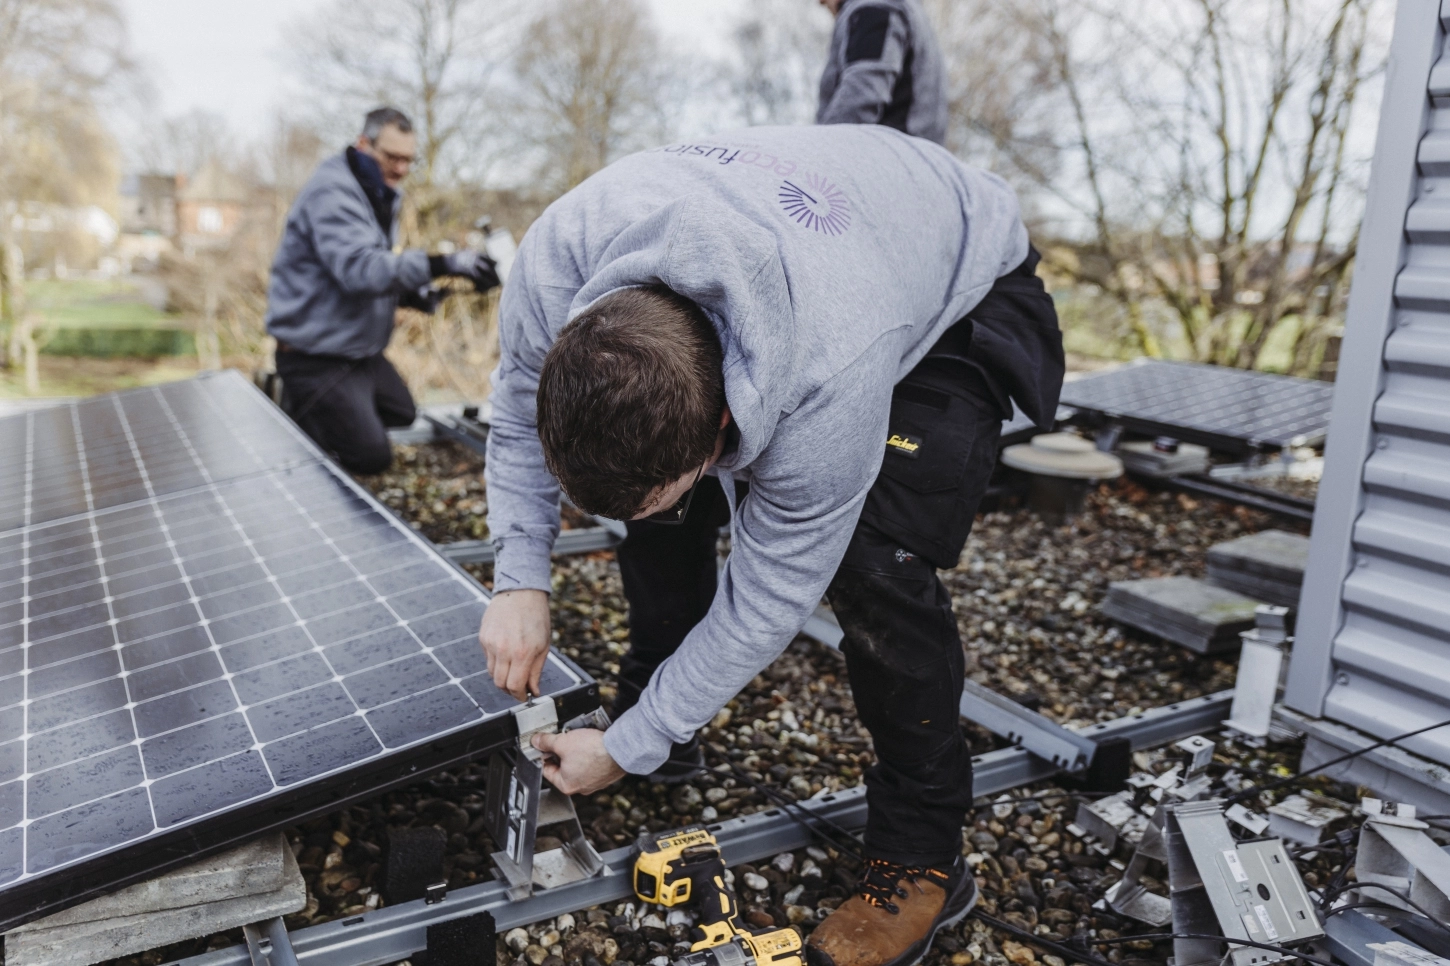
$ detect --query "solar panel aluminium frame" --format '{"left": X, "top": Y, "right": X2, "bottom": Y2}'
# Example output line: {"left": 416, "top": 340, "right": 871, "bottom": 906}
{"left": 0, "top": 373, "right": 598, "bottom": 932}
{"left": 1058, "top": 359, "right": 1336, "bottom": 455}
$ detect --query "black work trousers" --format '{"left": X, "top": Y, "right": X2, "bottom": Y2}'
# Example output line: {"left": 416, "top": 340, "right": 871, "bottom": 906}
{"left": 275, "top": 350, "right": 416, "bottom": 475}
{"left": 614, "top": 255, "right": 1058, "bottom": 867}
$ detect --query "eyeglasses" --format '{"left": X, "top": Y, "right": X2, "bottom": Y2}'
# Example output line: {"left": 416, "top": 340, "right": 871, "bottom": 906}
{"left": 644, "top": 462, "right": 706, "bottom": 525}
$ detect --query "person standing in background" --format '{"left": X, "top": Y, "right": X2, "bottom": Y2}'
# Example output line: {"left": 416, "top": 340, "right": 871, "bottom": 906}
{"left": 816, "top": 0, "right": 948, "bottom": 145}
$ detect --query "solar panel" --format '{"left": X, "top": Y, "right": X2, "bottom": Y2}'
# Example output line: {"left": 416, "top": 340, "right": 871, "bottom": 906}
{"left": 0, "top": 372, "right": 596, "bottom": 931}
{"left": 1058, "top": 360, "right": 1336, "bottom": 453}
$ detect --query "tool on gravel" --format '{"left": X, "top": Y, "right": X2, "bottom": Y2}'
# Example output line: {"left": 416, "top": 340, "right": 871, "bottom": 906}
{"left": 633, "top": 824, "right": 805, "bottom": 966}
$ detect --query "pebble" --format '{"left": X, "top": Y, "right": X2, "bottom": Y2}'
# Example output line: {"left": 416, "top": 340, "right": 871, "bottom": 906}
{"left": 700, "top": 806, "right": 718, "bottom": 822}
{"left": 786, "top": 904, "right": 815, "bottom": 924}
{"left": 742, "top": 872, "right": 770, "bottom": 892}
{"left": 556, "top": 913, "right": 576, "bottom": 933}
{"left": 506, "top": 928, "right": 531, "bottom": 954}
{"left": 639, "top": 914, "right": 666, "bottom": 931}
{"left": 772, "top": 853, "right": 796, "bottom": 873}
{"left": 1001, "top": 941, "right": 1036, "bottom": 965}
{"left": 525, "top": 945, "right": 549, "bottom": 965}
{"left": 969, "top": 831, "right": 999, "bottom": 853}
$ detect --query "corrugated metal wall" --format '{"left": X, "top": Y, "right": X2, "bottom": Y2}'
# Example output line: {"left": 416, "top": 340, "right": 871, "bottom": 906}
{"left": 1285, "top": 0, "right": 1450, "bottom": 766}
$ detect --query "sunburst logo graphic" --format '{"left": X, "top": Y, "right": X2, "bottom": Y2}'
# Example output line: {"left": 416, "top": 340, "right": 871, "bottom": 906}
{"left": 778, "top": 174, "right": 851, "bottom": 235}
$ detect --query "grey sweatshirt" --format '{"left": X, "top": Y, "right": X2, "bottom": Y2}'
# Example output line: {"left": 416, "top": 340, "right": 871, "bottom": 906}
{"left": 266, "top": 152, "right": 432, "bottom": 358}
{"left": 485, "top": 125, "right": 1027, "bottom": 774}
{"left": 816, "top": 0, "right": 948, "bottom": 146}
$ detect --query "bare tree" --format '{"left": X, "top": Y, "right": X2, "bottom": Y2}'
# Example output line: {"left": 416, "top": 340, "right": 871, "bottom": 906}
{"left": 951, "top": 0, "right": 1383, "bottom": 372}
{"left": 724, "top": 0, "right": 833, "bottom": 127}
{"left": 508, "top": 0, "right": 676, "bottom": 195}
{"left": 140, "top": 108, "right": 234, "bottom": 177}
{"left": 0, "top": 0, "right": 132, "bottom": 378}
{"left": 288, "top": 0, "right": 513, "bottom": 223}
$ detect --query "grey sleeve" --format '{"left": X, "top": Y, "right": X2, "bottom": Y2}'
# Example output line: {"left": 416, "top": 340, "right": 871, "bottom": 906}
{"left": 484, "top": 238, "right": 577, "bottom": 594}
{"left": 603, "top": 355, "right": 894, "bottom": 775}
{"left": 303, "top": 184, "right": 431, "bottom": 297}
{"left": 817, "top": 5, "right": 911, "bottom": 126}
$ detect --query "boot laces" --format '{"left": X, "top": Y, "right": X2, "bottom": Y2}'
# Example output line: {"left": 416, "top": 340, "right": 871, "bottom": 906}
{"left": 856, "top": 859, "right": 952, "bottom": 915}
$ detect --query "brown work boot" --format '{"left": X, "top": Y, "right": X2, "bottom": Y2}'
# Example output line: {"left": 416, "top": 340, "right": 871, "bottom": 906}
{"left": 807, "top": 857, "right": 976, "bottom": 966}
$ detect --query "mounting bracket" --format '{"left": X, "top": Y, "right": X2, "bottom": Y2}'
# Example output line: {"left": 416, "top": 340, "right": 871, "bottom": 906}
{"left": 483, "top": 701, "right": 606, "bottom": 901}
{"left": 1163, "top": 800, "right": 1323, "bottom": 966}
{"left": 1354, "top": 799, "right": 1450, "bottom": 923}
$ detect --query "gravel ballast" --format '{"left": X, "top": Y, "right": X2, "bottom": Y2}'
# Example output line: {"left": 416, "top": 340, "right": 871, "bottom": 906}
{"left": 106, "top": 442, "right": 1376, "bottom": 966}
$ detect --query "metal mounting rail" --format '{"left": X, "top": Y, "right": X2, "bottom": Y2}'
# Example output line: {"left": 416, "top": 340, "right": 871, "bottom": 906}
{"left": 167, "top": 691, "right": 1232, "bottom": 966}
{"left": 796, "top": 609, "right": 1102, "bottom": 775}
{"left": 424, "top": 412, "right": 491, "bottom": 454}
{"left": 959, "top": 680, "right": 1098, "bottom": 773}
{"left": 1163, "top": 474, "right": 1315, "bottom": 522}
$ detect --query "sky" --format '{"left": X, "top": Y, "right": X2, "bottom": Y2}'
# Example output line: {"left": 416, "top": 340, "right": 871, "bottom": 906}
{"left": 120, "top": 0, "right": 741, "bottom": 143}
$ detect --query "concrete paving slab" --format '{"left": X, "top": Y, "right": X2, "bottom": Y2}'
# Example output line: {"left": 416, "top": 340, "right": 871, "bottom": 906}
{"left": 1103, "top": 576, "right": 1260, "bottom": 653}
{"left": 10, "top": 835, "right": 287, "bottom": 930}
{"left": 5, "top": 837, "right": 304, "bottom": 966}
{"left": 1206, "top": 529, "right": 1309, "bottom": 584}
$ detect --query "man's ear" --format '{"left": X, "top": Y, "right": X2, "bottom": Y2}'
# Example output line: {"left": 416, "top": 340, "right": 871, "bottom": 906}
{"left": 354, "top": 135, "right": 372, "bottom": 153}
{"left": 720, "top": 405, "right": 732, "bottom": 430}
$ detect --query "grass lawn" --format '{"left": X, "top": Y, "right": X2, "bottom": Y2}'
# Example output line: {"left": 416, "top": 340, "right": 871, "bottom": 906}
{"left": 26, "top": 278, "right": 172, "bottom": 329}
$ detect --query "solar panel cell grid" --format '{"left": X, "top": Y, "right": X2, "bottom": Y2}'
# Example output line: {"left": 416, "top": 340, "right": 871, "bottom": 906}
{"left": 1058, "top": 359, "right": 1335, "bottom": 451}
{"left": 0, "top": 372, "right": 592, "bottom": 930}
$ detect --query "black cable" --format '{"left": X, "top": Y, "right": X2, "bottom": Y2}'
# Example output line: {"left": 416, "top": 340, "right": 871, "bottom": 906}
{"left": 968, "top": 911, "right": 1115, "bottom": 966}
{"left": 694, "top": 750, "right": 869, "bottom": 864}
{"left": 1319, "top": 882, "right": 1450, "bottom": 939}
{"left": 1086, "top": 932, "right": 1339, "bottom": 966}
{"left": 1225, "top": 718, "right": 1450, "bottom": 805}
{"left": 1318, "top": 846, "right": 1356, "bottom": 909}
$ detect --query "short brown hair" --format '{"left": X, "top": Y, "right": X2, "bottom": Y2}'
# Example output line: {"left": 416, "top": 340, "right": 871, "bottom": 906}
{"left": 537, "top": 287, "right": 725, "bottom": 520}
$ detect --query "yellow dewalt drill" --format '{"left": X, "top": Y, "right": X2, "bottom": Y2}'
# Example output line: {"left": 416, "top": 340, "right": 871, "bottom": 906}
{"left": 632, "top": 824, "right": 805, "bottom": 966}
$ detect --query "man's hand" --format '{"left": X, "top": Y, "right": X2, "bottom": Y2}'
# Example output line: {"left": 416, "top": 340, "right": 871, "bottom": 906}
{"left": 479, "top": 589, "right": 550, "bottom": 701}
{"left": 532, "top": 729, "right": 625, "bottom": 795}
{"left": 440, "top": 251, "right": 501, "bottom": 294}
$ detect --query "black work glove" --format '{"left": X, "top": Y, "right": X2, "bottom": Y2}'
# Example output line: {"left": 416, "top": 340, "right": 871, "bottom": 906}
{"left": 429, "top": 251, "right": 501, "bottom": 294}
{"left": 398, "top": 283, "right": 442, "bottom": 314}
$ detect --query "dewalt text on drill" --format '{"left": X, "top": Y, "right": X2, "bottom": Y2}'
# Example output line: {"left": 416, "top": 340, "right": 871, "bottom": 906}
{"left": 632, "top": 824, "right": 805, "bottom": 966}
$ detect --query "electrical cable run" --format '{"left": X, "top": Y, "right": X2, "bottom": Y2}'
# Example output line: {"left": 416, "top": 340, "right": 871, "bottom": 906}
{"left": 1225, "top": 718, "right": 1450, "bottom": 804}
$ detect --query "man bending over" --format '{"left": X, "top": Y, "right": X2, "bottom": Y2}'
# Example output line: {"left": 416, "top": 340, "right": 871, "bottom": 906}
{"left": 479, "top": 125, "right": 1063, "bottom": 966}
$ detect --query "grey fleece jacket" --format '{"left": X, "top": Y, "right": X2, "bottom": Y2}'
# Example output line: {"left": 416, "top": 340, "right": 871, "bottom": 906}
{"left": 816, "top": 0, "right": 948, "bottom": 145}
{"left": 485, "top": 125, "right": 1026, "bottom": 775}
{"left": 265, "top": 152, "right": 432, "bottom": 359}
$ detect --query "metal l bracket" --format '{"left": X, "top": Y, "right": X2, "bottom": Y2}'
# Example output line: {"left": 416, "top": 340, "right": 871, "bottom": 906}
{"left": 242, "top": 918, "right": 299, "bottom": 966}
{"left": 1161, "top": 800, "right": 1323, "bottom": 966}
{"left": 1356, "top": 804, "right": 1450, "bottom": 923}
{"left": 483, "top": 700, "right": 605, "bottom": 901}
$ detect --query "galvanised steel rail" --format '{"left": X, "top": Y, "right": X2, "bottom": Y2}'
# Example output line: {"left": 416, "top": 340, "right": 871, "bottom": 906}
{"left": 168, "top": 691, "right": 1234, "bottom": 966}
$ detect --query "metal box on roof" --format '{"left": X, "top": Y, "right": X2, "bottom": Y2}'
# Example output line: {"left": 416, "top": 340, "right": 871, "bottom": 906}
{"left": 1284, "top": 0, "right": 1450, "bottom": 784}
